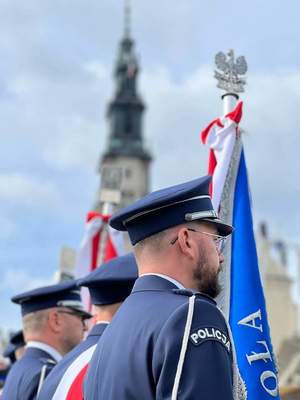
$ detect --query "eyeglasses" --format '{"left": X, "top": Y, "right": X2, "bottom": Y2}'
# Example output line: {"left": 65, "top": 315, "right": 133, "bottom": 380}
{"left": 57, "top": 310, "right": 88, "bottom": 324}
{"left": 170, "top": 228, "right": 228, "bottom": 253}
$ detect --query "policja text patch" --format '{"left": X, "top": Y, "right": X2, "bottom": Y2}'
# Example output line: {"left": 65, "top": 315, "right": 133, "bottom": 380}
{"left": 189, "top": 326, "right": 231, "bottom": 353}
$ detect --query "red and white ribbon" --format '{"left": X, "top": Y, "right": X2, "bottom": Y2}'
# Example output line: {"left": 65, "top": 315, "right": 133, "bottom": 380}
{"left": 75, "top": 211, "right": 125, "bottom": 310}
{"left": 201, "top": 101, "right": 243, "bottom": 211}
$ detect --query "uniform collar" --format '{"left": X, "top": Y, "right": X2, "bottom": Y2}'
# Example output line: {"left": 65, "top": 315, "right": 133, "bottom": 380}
{"left": 140, "top": 273, "right": 185, "bottom": 289}
{"left": 88, "top": 322, "right": 108, "bottom": 337}
{"left": 132, "top": 274, "right": 180, "bottom": 293}
{"left": 26, "top": 341, "right": 62, "bottom": 363}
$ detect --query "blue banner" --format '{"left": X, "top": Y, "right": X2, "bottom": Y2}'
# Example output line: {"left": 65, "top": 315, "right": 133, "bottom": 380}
{"left": 230, "top": 149, "right": 280, "bottom": 399}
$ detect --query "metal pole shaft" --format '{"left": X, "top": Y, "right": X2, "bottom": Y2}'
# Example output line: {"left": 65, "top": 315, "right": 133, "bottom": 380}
{"left": 217, "top": 91, "right": 241, "bottom": 318}
{"left": 222, "top": 92, "right": 239, "bottom": 115}
{"left": 97, "top": 202, "right": 114, "bottom": 267}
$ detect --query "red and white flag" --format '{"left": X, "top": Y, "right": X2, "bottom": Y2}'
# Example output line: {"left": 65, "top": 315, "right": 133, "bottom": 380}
{"left": 201, "top": 101, "right": 243, "bottom": 210}
{"left": 201, "top": 101, "right": 280, "bottom": 398}
{"left": 51, "top": 344, "right": 97, "bottom": 400}
{"left": 75, "top": 211, "right": 125, "bottom": 309}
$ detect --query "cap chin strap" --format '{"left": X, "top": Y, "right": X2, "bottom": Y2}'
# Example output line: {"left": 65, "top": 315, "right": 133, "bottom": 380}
{"left": 185, "top": 209, "right": 218, "bottom": 221}
{"left": 57, "top": 300, "right": 85, "bottom": 310}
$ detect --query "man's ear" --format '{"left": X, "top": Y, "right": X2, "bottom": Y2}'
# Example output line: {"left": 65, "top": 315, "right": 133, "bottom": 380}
{"left": 48, "top": 309, "right": 61, "bottom": 334}
{"left": 177, "top": 227, "right": 196, "bottom": 260}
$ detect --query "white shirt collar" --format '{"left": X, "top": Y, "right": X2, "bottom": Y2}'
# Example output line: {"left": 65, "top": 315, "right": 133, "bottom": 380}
{"left": 96, "top": 321, "right": 110, "bottom": 325}
{"left": 26, "top": 341, "right": 62, "bottom": 363}
{"left": 140, "top": 273, "right": 185, "bottom": 289}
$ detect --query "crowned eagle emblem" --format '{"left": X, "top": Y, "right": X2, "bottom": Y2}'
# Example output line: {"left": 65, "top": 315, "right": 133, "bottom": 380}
{"left": 214, "top": 49, "right": 247, "bottom": 93}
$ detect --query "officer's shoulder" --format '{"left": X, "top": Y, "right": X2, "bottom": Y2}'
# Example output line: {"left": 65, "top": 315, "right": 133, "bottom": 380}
{"left": 22, "top": 352, "right": 55, "bottom": 370}
{"left": 39, "top": 356, "right": 56, "bottom": 368}
{"left": 156, "top": 290, "right": 231, "bottom": 352}
{"left": 171, "top": 289, "right": 226, "bottom": 323}
{"left": 22, "top": 357, "right": 56, "bottom": 393}
{"left": 20, "top": 355, "right": 55, "bottom": 382}
{"left": 172, "top": 288, "right": 216, "bottom": 305}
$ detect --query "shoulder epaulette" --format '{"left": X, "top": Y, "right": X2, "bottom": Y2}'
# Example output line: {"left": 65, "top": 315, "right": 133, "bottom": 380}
{"left": 195, "top": 292, "right": 216, "bottom": 304}
{"left": 172, "top": 288, "right": 195, "bottom": 297}
{"left": 40, "top": 357, "right": 56, "bottom": 366}
{"left": 172, "top": 289, "right": 216, "bottom": 304}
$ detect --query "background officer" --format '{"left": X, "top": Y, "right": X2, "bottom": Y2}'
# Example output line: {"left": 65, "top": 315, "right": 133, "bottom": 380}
{"left": 3, "top": 330, "right": 26, "bottom": 365}
{"left": 85, "top": 176, "right": 239, "bottom": 399}
{"left": 2, "top": 280, "right": 91, "bottom": 400}
{"left": 0, "top": 330, "right": 26, "bottom": 393}
{"left": 37, "top": 253, "right": 138, "bottom": 400}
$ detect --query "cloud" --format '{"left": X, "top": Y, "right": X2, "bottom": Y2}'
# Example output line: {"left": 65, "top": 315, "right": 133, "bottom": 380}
{"left": 138, "top": 64, "right": 300, "bottom": 239}
{"left": 2, "top": 268, "right": 54, "bottom": 294}
{"left": 1, "top": 50, "right": 298, "bottom": 238}
{"left": 0, "top": 173, "right": 62, "bottom": 210}
{"left": 0, "top": 0, "right": 300, "bottom": 332}
{"left": 84, "top": 61, "right": 108, "bottom": 82}
{"left": 42, "top": 115, "right": 104, "bottom": 171}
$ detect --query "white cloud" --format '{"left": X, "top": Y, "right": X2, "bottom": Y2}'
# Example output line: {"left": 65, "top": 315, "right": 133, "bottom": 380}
{"left": 42, "top": 115, "right": 104, "bottom": 171}
{"left": 1, "top": 0, "right": 300, "bottom": 334}
{"left": 138, "top": 64, "right": 300, "bottom": 238}
{"left": 84, "top": 61, "right": 108, "bottom": 82}
{"left": 0, "top": 173, "right": 62, "bottom": 210}
{"left": 2, "top": 53, "right": 298, "bottom": 238}
{"left": 3, "top": 61, "right": 112, "bottom": 173}
{"left": 2, "top": 268, "right": 54, "bottom": 293}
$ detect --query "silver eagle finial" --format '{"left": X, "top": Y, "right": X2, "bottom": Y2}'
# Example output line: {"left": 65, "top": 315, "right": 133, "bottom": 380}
{"left": 214, "top": 49, "right": 247, "bottom": 93}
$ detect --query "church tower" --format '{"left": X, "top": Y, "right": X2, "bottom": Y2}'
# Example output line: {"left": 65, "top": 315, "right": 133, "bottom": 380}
{"left": 257, "top": 223, "right": 298, "bottom": 353}
{"left": 95, "top": 2, "right": 152, "bottom": 210}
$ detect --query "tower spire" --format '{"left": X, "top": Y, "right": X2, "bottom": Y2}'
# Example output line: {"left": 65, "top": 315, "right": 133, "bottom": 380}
{"left": 124, "top": 0, "right": 131, "bottom": 38}
{"left": 96, "top": 3, "right": 152, "bottom": 210}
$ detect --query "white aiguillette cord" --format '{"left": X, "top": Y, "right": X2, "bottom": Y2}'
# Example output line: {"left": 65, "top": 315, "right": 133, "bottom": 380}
{"left": 171, "top": 295, "right": 247, "bottom": 400}
{"left": 171, "top": 295, "right": 196, "bottom": 400}
{"left": 37, "top": 364, "right": 48, "bottom": 396}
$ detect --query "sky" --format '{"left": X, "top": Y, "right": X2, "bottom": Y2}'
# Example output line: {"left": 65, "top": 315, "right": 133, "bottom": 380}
{"left": 1, "top": 0, "right": 300, "bottom": 332}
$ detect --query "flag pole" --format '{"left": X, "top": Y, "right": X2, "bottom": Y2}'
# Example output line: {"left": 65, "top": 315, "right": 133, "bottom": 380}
{"left": 97, "top": 166, "right": 122, "bottom": 266}
{"left": 214, "top": 49, "right": 248, "bottom": 319}
{"left": 208, "top": 50, "right": 280, "bottom": 398}
{"left": 222, "top": 92, "right": 239, "bottom": 115}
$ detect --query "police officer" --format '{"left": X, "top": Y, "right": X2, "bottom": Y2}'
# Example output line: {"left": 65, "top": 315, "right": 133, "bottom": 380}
{"left": 84, "top": 176, "right": 243, "bottom": 399}
{"left": 1, "top": 331, "right": 26, "bottom": 395}
{"left": 2, "top": 280, "right": 91, "bottom": 400}
{"left": 3, "top": 330, "right": 26, "bottom": 364}
{"left": 37, "top": 253, "right": 138, "bottom": 400}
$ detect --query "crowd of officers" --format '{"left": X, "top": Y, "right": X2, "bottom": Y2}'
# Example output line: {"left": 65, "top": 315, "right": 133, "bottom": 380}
{"left": 0, "top": 175, "right": 246, "bottom": 400}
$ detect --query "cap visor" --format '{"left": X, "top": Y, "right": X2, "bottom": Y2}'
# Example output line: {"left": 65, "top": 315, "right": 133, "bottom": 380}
{"left": 201, "top": 218, "right": 233, "bottom": 237}
{"left": 67, "top": 307, "right": 93, "bottom": 320}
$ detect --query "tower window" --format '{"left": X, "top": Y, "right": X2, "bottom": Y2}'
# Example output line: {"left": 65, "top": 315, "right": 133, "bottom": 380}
{"left": 125, "top": 111, "right": 132, "bottom": 134}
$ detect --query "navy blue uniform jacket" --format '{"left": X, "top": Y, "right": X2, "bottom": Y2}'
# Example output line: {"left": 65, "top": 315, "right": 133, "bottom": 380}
{"left": 1, "top": 347, "right": 56, "bottom": 400}
{"left": 37, "top": 323, "right": 106, "bottom": 399}
{"left": 84, "top": 275, "right": 234, "bottom": 399}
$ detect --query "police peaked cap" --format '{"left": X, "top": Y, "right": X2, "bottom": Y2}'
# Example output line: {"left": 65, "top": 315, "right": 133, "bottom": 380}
{"left": 3, "top": 330, "right": 25, "bottom": 361}
{"left": 109, "top": 175, "right": 233, "bottom": 245}
{"left": 11, "top": 280, "right": 92, "bottom": 318}
{"left": 3, "top": 343, "right": 16, "bottom": 362}
{"left": 77, "top": 253, "right": 138, "bottom": 305}
{"left": 10, "top": 330, "right": 25, "bottom": 347}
